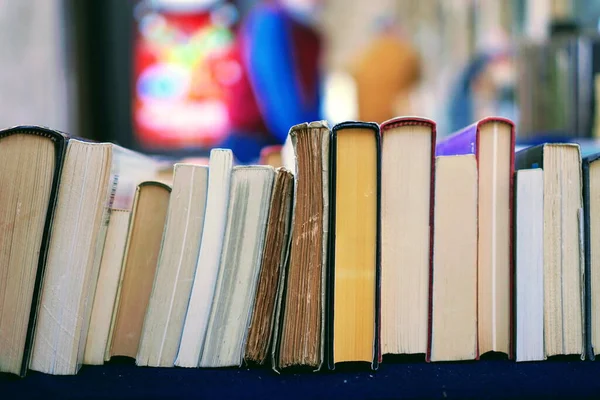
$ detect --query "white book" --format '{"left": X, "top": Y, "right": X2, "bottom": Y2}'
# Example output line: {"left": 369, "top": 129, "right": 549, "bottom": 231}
{"left": 84, "top": 152, "right": 160, "bottom": 366}
{"left": 515, "top": 168, "right": 545, "bottom": 362}
{"left": 136, "top": 164, "right": 209, "bottom": 367}
{"left": 200, "top": 166, "right": 274, "bottom": 367}
{"left": 30, "top": 143, "right": 157, "bottom": 375}
{"left": 380, "top": 120, "right": 433, "bottom": 355}
{"left": 176, "top": 149, "right": 233, "bottom": 367}
{"left": 83, "top": 210, "right": 131, "bottom": 365}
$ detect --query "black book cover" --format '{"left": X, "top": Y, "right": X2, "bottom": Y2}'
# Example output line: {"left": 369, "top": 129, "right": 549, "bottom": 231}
{"left": 583, "top": 153, "right": 600, "bottom": 361}
{"left": 327, "top": 121, "right": 381, "bottom": 371}
{"left": 515, "top": 144, "right": 545, "bottom": 171}
{"left": 0, "top": 126, "right": 69, "bottom": 376}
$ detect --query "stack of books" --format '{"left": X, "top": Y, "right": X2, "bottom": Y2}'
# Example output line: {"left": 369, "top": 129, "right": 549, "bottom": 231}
{"left": 0, "top": 117, "right": 597, "bottom": 377}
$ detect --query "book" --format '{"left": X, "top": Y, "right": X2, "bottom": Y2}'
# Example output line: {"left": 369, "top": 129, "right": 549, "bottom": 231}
{"left": 329, "top": 121, "right": 380, "bottom": 369}
{"left": 379, "top": 117, "right": 436, "bottom": 356}
{"left": 108, "top": 182, "right": 171, "bottom": 359}
{"left": 84, "top": 156, "right": 162, "bottom": 365}
{"left": 436, "top": 117, "right": 515, "bottom": 358}
{"left": 30, "top": 142, "right": 157, "bottom": 375}
{"left": 583, "top": 153, "right": 600, "bottom": 360}
{"left": 274, "top": 121, "right": 329, "bottom": 370}
{"left": 200, "top": 166, "right": 275, "bottom": 367}
{"left": 428, "top": 155, "right": 478, "bottom": 362}
{"left": 83, "top": 209, "right": 130, "bottom": 365}
{"left": 137, "top": 164, "right": 208, "bottom": 367}
{"left": 245, "top": 168, "right": 294, "bottom": 365}
{"left": 8, "top": 116, "right": 595, "bottom": 378}
{"left": 176, "top": 149, "right": 233, "bottom": 368}
{"left": 516, "top": 143, "right": 584, "bottom": 358}
{"left": 515, "top": 169, "right": 545, "bottom": 362}
{"left": 0, "top": 126, "right": 67, "bottom": 376}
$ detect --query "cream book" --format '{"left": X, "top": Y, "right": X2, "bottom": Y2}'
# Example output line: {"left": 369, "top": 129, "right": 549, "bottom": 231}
{"left": 380, "top": 117, "right": 435, "bottom": 356}
{"left": 200, "top": 166, "right": 275, "bottom": 367}
{"left": 108, "top": 182, "right": 171, "bottom": 359}
{"left": 516, "top": 143, "right": 584, "bottom": 358}
{"left": 137, "top": 164, "right": 208, "bottom": 367}
{"left": 429, "top": 155, "right": 478, "bottom": 362}
{"left": 176, "top": 149, "right": 233, "bottom": 368}
{"left": 84, "top": 153, "right": 161, "bottom": 365}
{"left": 0, "top": 127, "right": 67, "bottom": 376}
{"left": 30, "top": 142, "right": 157, "bottom": 375}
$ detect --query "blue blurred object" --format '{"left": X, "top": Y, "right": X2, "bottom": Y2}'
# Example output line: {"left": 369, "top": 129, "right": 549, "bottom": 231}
{"left": 448, "top": 51, "right": 517, "bottom": 133}
{"left": 241, "top": 2, "right": 322, "bottom": 144}
{"left": 448, "top": 53, "right": 492, "bottom": 132}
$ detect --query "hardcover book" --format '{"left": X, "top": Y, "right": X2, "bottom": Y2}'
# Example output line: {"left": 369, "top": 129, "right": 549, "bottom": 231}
{"left": 379, "top": 117, "right": 436, "bottom": 357}
{"left": 516, "top": 143, "right": 584, "bottom": 359}
{"left": 328, "top": 121, "right": 380, "bottom": 369}
{"left": 583, "top": 153, "right": 600, "bottom": 360}
{"left": 437, "top": 117, "right": 515, "bottom": 358}
{"left": 0, "top": 126, "right": 68, "bottom": 376}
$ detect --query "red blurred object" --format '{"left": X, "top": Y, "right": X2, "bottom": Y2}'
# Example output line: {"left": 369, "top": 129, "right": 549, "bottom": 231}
{"left": 133, "top": 6, "right": 238, "bottom": 150}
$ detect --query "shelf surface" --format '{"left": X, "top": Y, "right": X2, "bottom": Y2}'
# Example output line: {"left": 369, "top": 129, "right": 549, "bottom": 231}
{"left": 3, "top": 359, "right": 600, "bottom": 399}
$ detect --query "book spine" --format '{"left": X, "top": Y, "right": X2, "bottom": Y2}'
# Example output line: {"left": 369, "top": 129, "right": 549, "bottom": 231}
{"left": 583, "top": 159, "right": 594, "bottom": 361}
{"left": 426, "top": 126, "right": 437, "bottom": 363}
{"left": 375, "top": 126, "right": 382, "bottom": 369}
{"left": 508, "top": 123, "right": 516, "bottom": 360}
{"left": 319, "top": 127, "right": 331, "bottom": 371}
{"left": 326, "top": 126, "right": 336, "bottom": 370}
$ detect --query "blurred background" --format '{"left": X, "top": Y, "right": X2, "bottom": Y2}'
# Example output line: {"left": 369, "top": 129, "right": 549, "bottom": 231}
{"left": 2, "top": 0, "right": 600, "bottom": 162}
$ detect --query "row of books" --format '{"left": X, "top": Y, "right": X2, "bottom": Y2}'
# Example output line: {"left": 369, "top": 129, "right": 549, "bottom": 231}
{"left": 0, "top": 117, "right": 595, "bottom": 378}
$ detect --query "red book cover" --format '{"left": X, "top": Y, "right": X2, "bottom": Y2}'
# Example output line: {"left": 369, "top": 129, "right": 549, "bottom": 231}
{"left": 436, "top": 117, "right": 516, "bottom": 360}
{"left": 380, "top": 117, "right": 436, "bottom": 362}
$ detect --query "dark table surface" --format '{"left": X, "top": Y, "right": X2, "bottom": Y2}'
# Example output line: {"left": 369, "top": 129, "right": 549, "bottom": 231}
{"left": 2, "top": 358, "right": 600, "bottom": 399}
